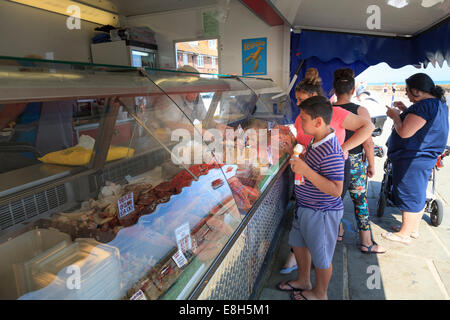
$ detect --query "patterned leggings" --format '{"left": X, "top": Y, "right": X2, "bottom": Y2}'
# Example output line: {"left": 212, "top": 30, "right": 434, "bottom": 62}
{"left": 347, "top": 153, "right": 370, "bottom": 231}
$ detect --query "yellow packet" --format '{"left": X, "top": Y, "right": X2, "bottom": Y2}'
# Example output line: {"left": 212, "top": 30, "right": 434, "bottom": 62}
{"left": 39, "top": 146, "right": 134, "bottom": 166}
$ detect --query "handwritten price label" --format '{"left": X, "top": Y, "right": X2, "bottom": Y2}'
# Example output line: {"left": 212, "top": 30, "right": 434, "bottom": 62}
{"left": 118, "top": 192, "right": 135, "bottom": 218}
{"left": 175, "top": 223, "right": 192, "bottom": 253}
{"left": 172, "top": 250, "right": 188, "bottom": 268}
{"left": 130, "top": 290, "right": 147, "bottom": 300}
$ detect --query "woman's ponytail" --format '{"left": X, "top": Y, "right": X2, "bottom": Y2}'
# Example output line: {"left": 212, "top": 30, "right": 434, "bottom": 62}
{"left": 406, "top": 73, "right": 446, "bottom": 102}
{"left": 431, "top": 85, "right": 445, "bottom": 102}
{"left": 295, "top": 68, "right": 324, "bottom": 96}
{"left": 333, "top": 68, "right": 355, "bottom": 96}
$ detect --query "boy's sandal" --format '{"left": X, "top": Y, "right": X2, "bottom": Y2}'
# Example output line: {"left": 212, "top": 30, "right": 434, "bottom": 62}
{"left": 360, "top": 240, "right": 386, "bottom": 254}
{"left": 381, "top": 232, "right": 411, "bottom": 245}
{"left": 391, "top": 225, "right": 419, "bottom": 239}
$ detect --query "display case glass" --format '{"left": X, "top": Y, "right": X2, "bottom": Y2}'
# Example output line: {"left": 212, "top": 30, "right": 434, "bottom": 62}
{"left": 145, "top": 68, "right": 295, "bottom": 211}
{"left": 0, "top": 57, "right": 294, "bottom": 300}
{"left": 238, "top": 77, "right": 294, "bottom": 124}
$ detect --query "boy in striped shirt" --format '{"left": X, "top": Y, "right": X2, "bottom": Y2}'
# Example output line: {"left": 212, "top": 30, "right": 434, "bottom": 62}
{"left": 288, "top": 96, "right": 345, "bottom": 300}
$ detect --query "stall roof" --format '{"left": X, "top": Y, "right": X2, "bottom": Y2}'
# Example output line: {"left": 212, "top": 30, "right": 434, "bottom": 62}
{"left": 270, "top": 0, "right": 449, "bottom": 37}
{"left": 86, "top": 1, "right": 449, "bottom": 37}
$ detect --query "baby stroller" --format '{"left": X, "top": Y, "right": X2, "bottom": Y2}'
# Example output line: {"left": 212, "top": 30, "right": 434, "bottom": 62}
{"left": 371, "top": 115, "right": 387, "bottom": 138}
{"left": 376, "top": 146, "right": 450, "bottom": 226}
{"left": 371, "top": 115, "right": 387, "bottom": 158}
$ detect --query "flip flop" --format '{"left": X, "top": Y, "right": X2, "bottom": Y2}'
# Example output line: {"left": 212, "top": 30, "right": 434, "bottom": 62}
{"left": 280, "top": 265, "right": 298, "bottom": 274}
{"left": 276, "top": 280, "right": 304, "bottom": 292}
{"left": 360, "top": 240, "right": 386, "bottom": 254}
{"left": 391, "top": 225, "right": 419, "bottom": 239}
{"left": 381, "top": 232, "right": 411, "bottom": 245}
{"left": 290, "top": 291, "right": 308, "bottom": 301}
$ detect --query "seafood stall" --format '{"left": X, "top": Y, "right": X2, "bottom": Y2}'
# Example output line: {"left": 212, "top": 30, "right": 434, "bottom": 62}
{"left": 0, "top": 56, "right": 295, "bottom": 300}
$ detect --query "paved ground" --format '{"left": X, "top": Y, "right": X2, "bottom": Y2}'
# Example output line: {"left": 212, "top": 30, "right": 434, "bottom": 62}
{"left": 256, "top": 103, "right": 450, "bottom": 300}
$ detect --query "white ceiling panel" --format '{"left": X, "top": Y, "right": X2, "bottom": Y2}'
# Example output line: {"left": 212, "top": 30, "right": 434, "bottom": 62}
{"left": 109, "top": 0, "right": 218, "bottom": 16}
{"left": 270, "top": 0, "right": 450, "bottom": 36}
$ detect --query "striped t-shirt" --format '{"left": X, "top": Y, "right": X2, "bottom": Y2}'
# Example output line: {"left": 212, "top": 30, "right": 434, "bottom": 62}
{"left": 294, "top": 131, "right": 345, "bottom": 211}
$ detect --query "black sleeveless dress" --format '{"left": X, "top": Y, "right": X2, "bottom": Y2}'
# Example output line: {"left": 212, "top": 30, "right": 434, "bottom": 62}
{"left": 333, "top": 103, "right": 362, "bottom": 199}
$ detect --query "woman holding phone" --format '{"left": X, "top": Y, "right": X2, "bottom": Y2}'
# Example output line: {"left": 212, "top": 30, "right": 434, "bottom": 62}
{"left": 382, "top": 73, "right": 449, "bottom": 244}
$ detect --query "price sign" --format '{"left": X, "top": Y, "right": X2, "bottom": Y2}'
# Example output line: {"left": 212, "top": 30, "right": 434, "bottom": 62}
{"left": 172, "top": 250, "right": 188, "bottom": 268}
{"left": 117, "top": 192, "right": 135, "bottom": 218}
{"left": 175, "top": 223, "right": 192, "bottom": 253}
{"left": 130, "top": 290, "right": 147, "bottom": 300}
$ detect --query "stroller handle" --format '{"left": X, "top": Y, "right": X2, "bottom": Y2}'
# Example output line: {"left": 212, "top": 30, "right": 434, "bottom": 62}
{"left": 436, "top": 146, "right": 450, "bottom": 169}
{"left": 443, "top": 146, "right": 450, "bottom": 157}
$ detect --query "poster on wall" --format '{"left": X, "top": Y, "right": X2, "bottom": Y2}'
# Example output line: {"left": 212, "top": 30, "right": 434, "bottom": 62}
{"left": 203, "top": 10, "right": 219, "bottom": 37}
{"left": 242, "top": 37, "right": 267, "bottom": 76}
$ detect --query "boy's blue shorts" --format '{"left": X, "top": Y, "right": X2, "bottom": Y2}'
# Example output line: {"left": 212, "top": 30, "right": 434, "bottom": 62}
{"left": 289, "top": 206, "right": 343, "bottom": 269}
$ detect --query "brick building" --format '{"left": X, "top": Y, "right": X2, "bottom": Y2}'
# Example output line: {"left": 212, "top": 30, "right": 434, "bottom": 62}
{"left": 176, "top": 40, "right": 218, "bottom": 74}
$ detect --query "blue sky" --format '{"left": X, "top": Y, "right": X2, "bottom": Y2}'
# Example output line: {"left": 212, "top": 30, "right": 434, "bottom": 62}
{"left": 356, "top": 62, "right": 450, "bottom": 84}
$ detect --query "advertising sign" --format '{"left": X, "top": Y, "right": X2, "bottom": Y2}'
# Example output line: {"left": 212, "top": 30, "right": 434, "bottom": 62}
{"left": 242, "top": 37, "right": 267, "bottom": 76}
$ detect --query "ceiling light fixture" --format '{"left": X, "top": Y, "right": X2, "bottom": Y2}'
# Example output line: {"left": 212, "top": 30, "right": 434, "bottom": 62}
{"left": 132, "top": 51, "right": 149, "bottom": 57}
{"left": 421, "top": 0, "right": 445, "bottom": 8}
{"left": 386, "top": 0, "right": 410, "bottom": 9}
{"left": 8, "top": 0, "right": 119, "bottom": 26}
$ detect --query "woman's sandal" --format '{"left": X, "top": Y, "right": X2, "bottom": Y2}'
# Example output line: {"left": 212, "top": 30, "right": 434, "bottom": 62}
{"left": 381, "top": 232, "right": 411, "bottom": 245}
{"left": 360, "top": 240, "right": 386, "bottom": 254}
{"left": 280, "top": 265, "right": 298, "bottom": 274}
{"left": 276, "top": 280, "right": 305, "bottom": 292}
{"left": 391, "top": 225, "right": 419, "bottom": 239}
{"left": 290, "top": 291, "right": 309, "bottom": 301}
{"left": 337, "top": 232, "right": 344, "bottom": 243}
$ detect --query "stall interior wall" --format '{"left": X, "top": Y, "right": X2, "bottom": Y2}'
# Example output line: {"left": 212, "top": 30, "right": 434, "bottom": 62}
{"left": 0, "top": 0, "right": 98, "bottom": 62}
{"left": 126, "top": 0, "right": 289, "bottom": 90}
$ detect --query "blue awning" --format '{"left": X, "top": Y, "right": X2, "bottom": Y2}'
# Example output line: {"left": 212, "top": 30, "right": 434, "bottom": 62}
{"left": 413, "top": 20, "right": 450, "bottom": 68}
{"left": 288, "top": 19, "right": 450, "bottom": 122}
{"left": 292, "top": 31, "right": 415, "bottom": 69}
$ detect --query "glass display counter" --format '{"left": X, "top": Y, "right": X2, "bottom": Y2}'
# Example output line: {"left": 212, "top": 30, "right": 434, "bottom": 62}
{"left": 0, "top": 56, "right": 295, "bottom": 300}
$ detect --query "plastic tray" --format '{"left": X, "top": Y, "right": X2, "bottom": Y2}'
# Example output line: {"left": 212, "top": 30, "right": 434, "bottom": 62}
{"left": 18, "top": 238, "right": 121, "bottom": 300}
{"left": 0, "top": 228, "right": 71, "bottom": 300}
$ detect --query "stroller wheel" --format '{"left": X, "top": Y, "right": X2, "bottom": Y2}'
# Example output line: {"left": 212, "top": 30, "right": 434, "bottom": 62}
{"left": 377, "top": 192, "right": 387, "bottom": 217}
{"left": 430, "top": 199, "right": 444, "bottom": 227}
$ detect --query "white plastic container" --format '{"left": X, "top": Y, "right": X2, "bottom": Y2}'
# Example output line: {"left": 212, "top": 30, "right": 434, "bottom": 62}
{"left": 18, "top": 238, "right": 121, "bottom": 300}
{"left": 0, "top": 229, "right": 71, "bottom": 300}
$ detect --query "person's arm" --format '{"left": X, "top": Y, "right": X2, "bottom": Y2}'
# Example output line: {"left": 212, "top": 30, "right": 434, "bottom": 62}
{"left": 341, "top": 112, "right": 375, "bottom": 154}
{"left": 386, "top": 106, "right": 426, "bottom": 138}
{"left": 0, "top": 103, "right": 27, "bottom": 130}
{"left": 357, "top": 106, "right": 375, "bottom": 178}
{"left": 290, "top": 156, "right": 343, "bottom": 197}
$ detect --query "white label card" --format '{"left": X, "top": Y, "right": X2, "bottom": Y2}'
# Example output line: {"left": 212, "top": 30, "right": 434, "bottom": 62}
{"left": 130, "top": 290, "right": 147, "bottom": 300}
{"left": 175, "top": 223, "right": 192, "bottom": 253}
{"left": 118, "top": 192, "right": 135, "bottom": 218}
{"left": 172, "top": 250, "right": 188, "bottom": 268}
